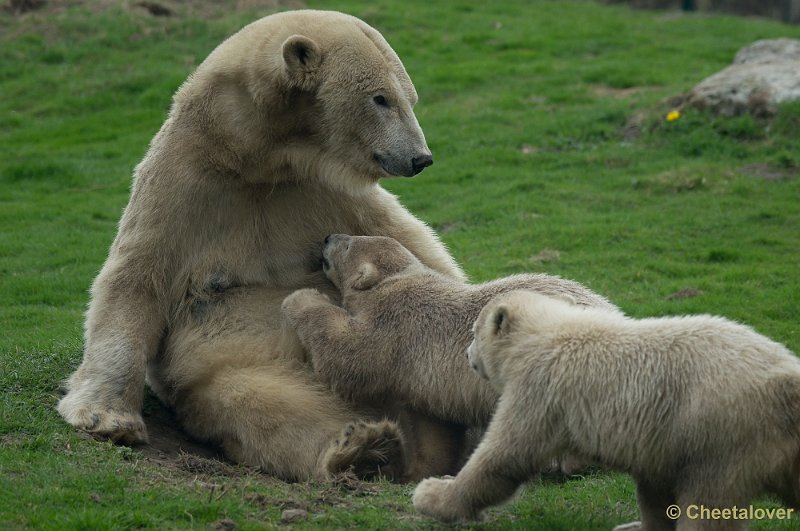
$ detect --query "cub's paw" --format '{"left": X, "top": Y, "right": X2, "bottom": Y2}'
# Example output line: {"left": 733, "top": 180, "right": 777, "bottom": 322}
{"left": 281, "top": 289, "right": 331, "bottom": 318}
{"left": 58, "top": 396, "right": 148, "bottom": 446}
{"left": 413, "top": 477, "right": 475, "bottom": 523}
{"left": 324, "top": 420, "right": 406, "bottom": 481}
{"left": 612, "top": 522, "right": 643, "bottom": 531}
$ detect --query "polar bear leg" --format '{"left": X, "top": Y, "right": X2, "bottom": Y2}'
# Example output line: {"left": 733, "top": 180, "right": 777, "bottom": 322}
{"left": 176, "top": 363, "right": 406, "bottom": 481}
{"left": 629, "top": 478, "right": 675, "bottom": 531}
{"left": 413, "top": 427, "right": 532, "bottom": 521}
{"left": 413, "top": 449, "right": 523, "bottom": 522}
{"left": 57, "top": 284, "right": 163, "bottom": 445}
{"left": 674, "top": 466, "right": 750, "bottom": 531}
{"left": 401, "top": 412, "right": 466, "bottom": 481}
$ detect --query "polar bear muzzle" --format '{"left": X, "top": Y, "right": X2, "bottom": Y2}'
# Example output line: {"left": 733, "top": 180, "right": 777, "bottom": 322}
{"left": 373, "top": 152, "right": 433, "bottom": 177}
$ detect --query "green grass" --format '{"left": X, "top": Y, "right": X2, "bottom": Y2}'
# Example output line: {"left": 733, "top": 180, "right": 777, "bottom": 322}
{"left": 2, "top": 0, "right": 800, "bottom": 528}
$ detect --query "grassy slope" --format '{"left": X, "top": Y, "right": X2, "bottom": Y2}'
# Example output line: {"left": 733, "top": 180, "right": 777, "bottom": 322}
{"left": 1, "top": 0, "right": 799, "bottom": 528}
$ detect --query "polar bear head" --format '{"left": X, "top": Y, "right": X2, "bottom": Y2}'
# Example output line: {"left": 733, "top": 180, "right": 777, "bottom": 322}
{"left": 182, "top": 10, "right": 433, "bottom": 189}
{"left": 297, "top": 15, "right": 434, "bottom": 181}
{"left": 468, "top": 291, "right": 578, "bottom": 391}
{"left": 321, "top": 234, "right": 420, "bottom": 292}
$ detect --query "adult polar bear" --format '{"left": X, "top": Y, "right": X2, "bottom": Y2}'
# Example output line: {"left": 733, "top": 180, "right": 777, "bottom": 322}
{"left": 58, "top": 10, "right": 464, "bottom": 481}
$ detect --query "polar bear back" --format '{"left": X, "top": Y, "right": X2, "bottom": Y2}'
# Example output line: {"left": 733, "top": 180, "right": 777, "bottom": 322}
{"left": 496, "top": 298, "right": 800, "bottom": 477}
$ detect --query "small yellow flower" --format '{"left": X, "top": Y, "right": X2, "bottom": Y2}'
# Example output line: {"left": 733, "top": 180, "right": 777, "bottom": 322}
{"left": 666, "top": 110, "right": 681, "bottom": 122}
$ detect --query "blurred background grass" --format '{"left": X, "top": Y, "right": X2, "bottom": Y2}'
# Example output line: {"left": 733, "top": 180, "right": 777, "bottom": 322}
{"left": 1, "top": 1, "right": 798, "bottom": 528}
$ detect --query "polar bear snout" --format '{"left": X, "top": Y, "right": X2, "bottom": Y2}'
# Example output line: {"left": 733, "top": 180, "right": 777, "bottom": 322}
{"left": 411, "top": 154, "right": 433, "bottom": 175}
{"left": 321, "top": 234, "right": 351, "bottom": 279}
{"left": 374, "top": 151, "right": 433, "bottom": 177}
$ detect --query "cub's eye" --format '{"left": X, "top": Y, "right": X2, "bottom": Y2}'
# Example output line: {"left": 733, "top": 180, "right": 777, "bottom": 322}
{"left": 373, "top": 95, "right": 389, "bottom": 107}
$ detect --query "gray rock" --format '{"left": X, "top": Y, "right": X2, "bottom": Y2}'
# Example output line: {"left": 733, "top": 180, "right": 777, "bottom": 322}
{"left": 280, "top": 509, "right": 309, "bottom": 524}
{"left": 687, "top": 38, "right": 800, "bottom": 116}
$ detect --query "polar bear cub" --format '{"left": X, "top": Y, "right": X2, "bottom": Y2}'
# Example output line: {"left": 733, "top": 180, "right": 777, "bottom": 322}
{"left": 282, "top": 234, "right": 619, "bottom": 429}
{"left": 413, "top": 291, "right": 800, "bottom": 528}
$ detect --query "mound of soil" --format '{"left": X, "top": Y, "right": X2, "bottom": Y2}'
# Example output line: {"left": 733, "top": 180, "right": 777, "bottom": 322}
{"left": 140, "top": 393, "right": 225, "bottom": 463}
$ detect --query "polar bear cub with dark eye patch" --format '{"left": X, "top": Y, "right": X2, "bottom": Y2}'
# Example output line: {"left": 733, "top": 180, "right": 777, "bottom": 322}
{"left": 413, "top": 290, "right": 800, "bottom": 529}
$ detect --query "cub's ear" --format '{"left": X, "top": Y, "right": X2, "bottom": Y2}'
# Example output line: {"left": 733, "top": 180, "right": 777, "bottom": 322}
{"left": 281, "top": 35, "right": 321, "bottom": 85}
{"left": 492, "top": 305, "right": 513, "bottom": 336}
{"left": 550, "top": 292, "right": 577, "bottom": 306}
{"left": 351, "top": 263, "right": 380, "bottom": 291}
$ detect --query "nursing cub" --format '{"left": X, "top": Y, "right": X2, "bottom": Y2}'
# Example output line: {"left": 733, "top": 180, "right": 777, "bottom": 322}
{"left": 282, "top": 234, "right": 618, "bottom": 429}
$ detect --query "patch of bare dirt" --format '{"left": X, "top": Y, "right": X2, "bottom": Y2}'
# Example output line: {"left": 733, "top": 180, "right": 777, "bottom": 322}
{"left": 135, "top": 1, "right": 172, "bottom": 17}
{"left": 1, "top": 0, "right": 306, "bottom": 46}
{"left": 666, "top": 287, "right": 702, "bottom": 300}
{"left": 2, "top": 0, "right": 305, "bottom": 24}
{"left": 529, "top": 249, "right": 561, "bottom": 263}
{"left": 6, "top": 0, "right": 45, "bottom": 13}
{"left": 739, "top": 163, "right": 798, "bottom": 181}
{"left": 135, "top": 393, "right": 238, "bottom": 479}
{"left": 280, "top": 508, "right": 308, "bottom": 524}
{"left": 591, "top": 84, "right": 662, "bottom": 100}
{"left": 620, "top": 110, "right": 649, "bottom": 141}
{"left": 211, "top": 518, "right": 237, "bottom": 531}
{"left": 151, "top": 0, "right": 306, "bottom": 20}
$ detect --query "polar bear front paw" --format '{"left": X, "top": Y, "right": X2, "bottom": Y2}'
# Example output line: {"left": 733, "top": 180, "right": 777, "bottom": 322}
{"left": 612, "top": 522, "right": 643, "bottom": 531}
{"left": 324, "top": 419, "right": 406, "bottom": 481}
{"left": 281, "top": 288, "right": 331, "bottom": 318}
{"left": 58, "top": 394, "right": 148, "bottom": 446}
{"left": 413, "top": 477, "right": 476, "bottom": 523}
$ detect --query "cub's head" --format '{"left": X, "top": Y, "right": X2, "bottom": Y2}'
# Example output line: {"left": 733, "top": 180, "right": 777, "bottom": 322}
{"left": 321, "top": 234, "right": 420, "bottom": 293}
{"left": 281, "top": 12, "right": 432, "bottom": 187}
{"left": 468, "top": 291, "right": 575, "bottom": 391}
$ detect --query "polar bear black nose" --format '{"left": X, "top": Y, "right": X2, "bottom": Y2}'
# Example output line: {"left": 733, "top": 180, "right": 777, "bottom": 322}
{"left": 411, "top": 154, "right": 433, "bottom": 175}
{"left": 324, "top": 234, "right": 331, "bottom": 244}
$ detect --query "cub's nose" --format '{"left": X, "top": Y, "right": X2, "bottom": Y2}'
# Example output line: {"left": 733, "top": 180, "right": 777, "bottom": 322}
{"left": 411, "top": 154, "right": 433, "bottom": 175}
{"left": 324, "top": 234, "right": 331, "bottom": 244}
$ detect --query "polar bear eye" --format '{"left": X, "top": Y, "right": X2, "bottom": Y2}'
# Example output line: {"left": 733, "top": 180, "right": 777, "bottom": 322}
{"left": 373, "top": 95, "right": 389, "bottom": 107}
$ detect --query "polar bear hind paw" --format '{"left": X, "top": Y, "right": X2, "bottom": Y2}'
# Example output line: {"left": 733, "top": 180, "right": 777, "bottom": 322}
{"left": 325, "top": 419, "right": 406, "bottom": 481}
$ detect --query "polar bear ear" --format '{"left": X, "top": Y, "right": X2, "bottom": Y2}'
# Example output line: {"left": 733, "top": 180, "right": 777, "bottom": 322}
{"left": 351, "top": 263, "right": 380, "bottom": 291}
{"left": 281, "top": 35, "right": 322, "bottom": 85}
{"left": 492, "top": 305, "right": 513, "bottom": 336}
{"left": 550, "top": 292, "right": 577, "bottom": 306}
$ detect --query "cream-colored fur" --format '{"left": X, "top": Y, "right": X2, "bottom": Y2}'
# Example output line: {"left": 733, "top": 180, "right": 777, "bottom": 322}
{"left": 414, "top": 291, "right": 800, "bottom": 529}
{"left": 57, "top": 10, "right": 465, "bottom": 482}
{"left": 281, "top": 235, "right": 620, "bottom": 432}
